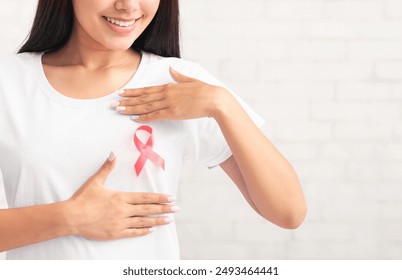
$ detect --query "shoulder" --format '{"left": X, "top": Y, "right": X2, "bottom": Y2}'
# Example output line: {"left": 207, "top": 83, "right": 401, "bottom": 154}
{"left": 0, "top": 52, "right": 39, "bottom": 77}
{"left": 141, "top": 51, "right": 223, "bottom": 86}
{"left": 143, "top": 51, "right": 199, "bottom": 73}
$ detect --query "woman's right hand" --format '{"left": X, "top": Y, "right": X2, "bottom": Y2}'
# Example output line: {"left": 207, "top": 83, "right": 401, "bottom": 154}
{"left": 65, "top": 152, "right": 177, "bottom": 241}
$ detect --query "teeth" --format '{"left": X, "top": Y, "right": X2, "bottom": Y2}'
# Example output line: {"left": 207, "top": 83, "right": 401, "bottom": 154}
{"left": 105, "top": 16, "right": 136, "bottom": 27}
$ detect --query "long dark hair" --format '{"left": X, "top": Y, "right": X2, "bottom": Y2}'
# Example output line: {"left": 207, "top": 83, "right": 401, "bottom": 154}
{"left": 18, "top": 0, "right": 180, "bottom": 58}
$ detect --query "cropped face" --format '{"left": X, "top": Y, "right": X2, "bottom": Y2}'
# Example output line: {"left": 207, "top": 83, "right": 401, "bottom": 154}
{"left": 71, "top": 0, "right": 160, "bottom": 50}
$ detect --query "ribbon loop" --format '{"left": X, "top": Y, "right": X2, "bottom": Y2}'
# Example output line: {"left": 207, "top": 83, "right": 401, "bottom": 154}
{"left": 134, "top": 125, "right": 165, "bottom": 176}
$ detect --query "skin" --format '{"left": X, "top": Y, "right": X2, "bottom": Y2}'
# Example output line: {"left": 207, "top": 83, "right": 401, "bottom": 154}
{"left": 0, "top": 0, "right": 307, "bottom": 253}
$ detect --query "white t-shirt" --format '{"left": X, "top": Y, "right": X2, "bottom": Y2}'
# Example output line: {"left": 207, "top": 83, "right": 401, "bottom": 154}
{"left": 0, "top": 51, "right": 264, "bottom": 259}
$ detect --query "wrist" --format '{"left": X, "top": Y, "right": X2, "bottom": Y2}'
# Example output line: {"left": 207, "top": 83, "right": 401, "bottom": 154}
{"left": 57, "top": 200, "right": 79, "bottom": 236}
{"left": 209, "top": 86, "right": 237, "bottom": 122}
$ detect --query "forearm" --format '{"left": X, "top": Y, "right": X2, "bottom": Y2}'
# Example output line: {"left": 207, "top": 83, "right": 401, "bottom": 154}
{"left": 213, "top": 89, "right": 307, "bottom": 228}
{"left": 0, "top": 201, "right": 72, "bottom": 252}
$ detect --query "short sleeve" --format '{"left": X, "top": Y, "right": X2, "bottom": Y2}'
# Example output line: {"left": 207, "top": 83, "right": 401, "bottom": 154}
{"left": 182, "top": 64, "right": 265, "bottom": 168}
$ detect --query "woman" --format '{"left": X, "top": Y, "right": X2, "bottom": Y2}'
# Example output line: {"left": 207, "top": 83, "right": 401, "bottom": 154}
{"left": 0, "top": 0, "right": 306, "bottom": 259}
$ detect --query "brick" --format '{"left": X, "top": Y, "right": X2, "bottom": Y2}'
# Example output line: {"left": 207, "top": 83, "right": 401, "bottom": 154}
{"left": 319, "top": 142, "right": 353, "bottom": 160}
{"left": 272, "top": 122, "right": 332, "bottom": 141}
{"left": 180, "top": 242, "right": 283, "bottom": 259}
{"left": 390, "top": 84, "right": 402, "bottom": 100}
{"left": 381, "top": 144, "right": 402, "bottom": 160}
{"left": 337, "top": 83, "right": 395, "bottom": 101}
{"left": 296, "top": 161, "right": 346, "bottom": 182}
{"left": 274, "top": 142, "right": 318, "bottom": 161}
{"left": 303, "top": 182, "right": 363, "bottom": 203}
{"left": 220, "top": 60, "right": 259, "bottom": 82}
{"left": 293, "top": 222, "right": 354, "bottom": 242}
{"left": 379, "top": 224, "right": 402, "bottom": 242}
{"left": 320, "top": 200, "right": 381, "bottom": 222}
{"left": 251, "top": 22, "right": 304, "bottom": 39}
{"left": 176, "top": 221, "right": 235, "bottom": 243}
{"left": 289, "top": 41, "right": 346, "bottom": 60}
{"left": 258, "top": 62, "right": 372, "bottom": 81}
{"left": 263, "top": 1, "right": 323, "bottom": 20}
{"left": 376, "top": 62, "right": 402, "bottom": 79}
{"left": 383, "top": 243, "right": 402, "bottom": 259}
{"left": 254, "top": 101, "right": 310, "bottom": 122}
{"left": 181, "top": 0, "right": 266, "bottom": 21}
{"left": 183, "top": 40, "right": 288, "bottom": 61}
{"left": 324, "top": 1, "right": 384, "bottom": 19}
{"left": 277, "top": 82, "right": 335, "bottom": 101}
{"left": 381, "top": 163, "right": 402, "bottom": 181}
{"left": 349, "top": 42, "right": 402, "bottom": 60}
{"left": 381, "top": 203, "right": 402, "bottom": 220}
{"left": 234, "top": 221, "right": 293, "bottom": 243}
{"left": 303, "top": 21, "right": 402, "bottom": 39}
{"left": 312, "top": 102, "right": 371, "bottom": 121}
{"left": 335, "top": 121, "right": 393, "bottom": 140}
{"left": 364, "top": 184, "right": 402, "bottom": 202}
{"left": 385, "top": 0, "right": 402, "bottom": 18}
{"left": 314, "top": 102, "right": 399, "bottom": 122}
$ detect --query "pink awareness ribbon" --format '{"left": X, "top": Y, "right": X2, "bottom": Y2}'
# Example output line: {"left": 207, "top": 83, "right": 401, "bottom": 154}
{"left": 133, "top": 125, "right": 165, "bottom": 176}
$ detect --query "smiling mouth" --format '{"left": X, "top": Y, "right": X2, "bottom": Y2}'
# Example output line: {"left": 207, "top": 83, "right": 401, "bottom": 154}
{"left": 102, "top": 16, "right": 137, "bottom": 27}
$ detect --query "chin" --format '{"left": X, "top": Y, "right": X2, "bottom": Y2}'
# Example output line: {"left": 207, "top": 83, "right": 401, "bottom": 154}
{"left": 105, "top": 42, "right": 135, "bottom": 51}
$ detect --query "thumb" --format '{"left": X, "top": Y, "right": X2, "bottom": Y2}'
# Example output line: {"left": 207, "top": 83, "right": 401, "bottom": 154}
{"left": 169, "top": 67, "right": 197, "bottom": 83}
{"left": 94, "top": 151, "right": 116, "bottom": 183}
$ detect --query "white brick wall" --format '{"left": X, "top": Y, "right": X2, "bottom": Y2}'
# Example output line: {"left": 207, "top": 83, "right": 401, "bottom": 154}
{"left": 1, "top": 0, "right": 401, "bottom": 260}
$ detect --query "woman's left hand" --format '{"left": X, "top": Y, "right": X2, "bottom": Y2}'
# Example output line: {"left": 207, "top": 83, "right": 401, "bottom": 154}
{"left": 112, "top": 68, "right": 228, "bottom": 122}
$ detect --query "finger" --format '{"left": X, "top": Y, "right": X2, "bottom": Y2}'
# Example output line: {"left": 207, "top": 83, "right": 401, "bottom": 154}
{"left": 126, "top": 216, "right": 174, "bottom": 228}
{"left": 120, "top": 85, "right": 166, "bottom": 97}
{"left": 128, "top": 204, "right": 180, "bottom": 216}
{"left": 120, "top": 227, "right": 154, "bottom": 238}
{"left": 169, "top": 67, "right": 198, "bottom": 83}
{"left": 120, "top": 192, "right": 176, "bottom": 205}
{"left": 117, "top": 100, "right": 168, "bottom": 115}
{"left": 93, "top": 151, "right": 116, "bottom": 183}
{"left": 132, "top": 109, "right": 171, "bottom": 123}
{"left": 118, "top": 91, "right": 165, "bottom": 107}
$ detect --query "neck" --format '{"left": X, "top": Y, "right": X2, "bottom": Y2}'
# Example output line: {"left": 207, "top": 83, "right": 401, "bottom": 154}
{"left": 44, "top": 24, "right": 139, "bottom": 70}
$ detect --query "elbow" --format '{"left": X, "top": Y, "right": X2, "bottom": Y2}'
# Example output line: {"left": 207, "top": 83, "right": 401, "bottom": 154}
{"left": 283, "top": 203, "right": 307, "bottom": 229}
{"left": 260, "top": 201, "right": 307, "bottom": 230}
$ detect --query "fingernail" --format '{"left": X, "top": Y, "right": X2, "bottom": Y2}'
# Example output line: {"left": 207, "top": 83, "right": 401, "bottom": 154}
{"left": 113, "top": 89, "right": 125, "bottom": 95}
{"left": 171, "top": 206, "right": 181, "bottom": 213}
{"left": 167, "top": 196, "right": 176, "bottom": 202}
{"left": 116, "top": 106, "right": 126, "bottom": 112}
{"left": 110, "top": 101, "right": 119, "bottom": 108}
{"left": 130, "top": 115, "right": 140, "bottom": 121}
{"left": 108, "top": 151, "right": 116, "bottom": 161}
{"left": 148, "top": 227, "right": 155, "bottom": 233}
{"left": 164, "top": 217, "right": 174, "bottom": 224}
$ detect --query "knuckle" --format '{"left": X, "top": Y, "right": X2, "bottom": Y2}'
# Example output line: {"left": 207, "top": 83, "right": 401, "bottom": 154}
{"left": 137, "top": 218, "right": 146, "bottom": 227}
{"left": 111, "top": 192, "right": 124, "bottom": 204}
{"left": 136, "top": 230, "right": 147, "bottom": 237}
{"left": 159, "top": 195, "right": 168, "bottom": 203}
{"left": 146, "top": 102, "right": 153, "bottom": 110}
{"left": 158, "top": 217, "right": 167, "bottom": 225}
{"left": 164, "top": 205, "right": 173, "bottom": 213}
{"left": 171, "top": 107, "right": 180, "bottom": 117}
{"left": 139, "top": 94, "right": 147, "bottom": 102}
{"left": 141, "top": 193, "right": 151, "bottom": 202}
{"left": 106, "top": 230, "right": 118, "bottom": 240}
{"left": 142, "top": 205, "right": 151, "bottom": 214}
